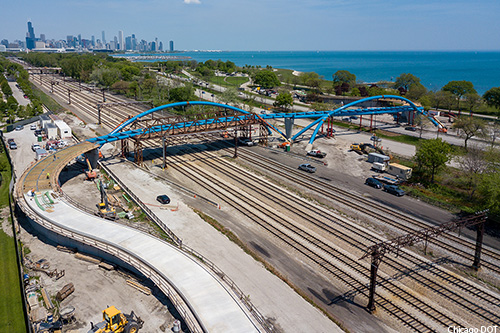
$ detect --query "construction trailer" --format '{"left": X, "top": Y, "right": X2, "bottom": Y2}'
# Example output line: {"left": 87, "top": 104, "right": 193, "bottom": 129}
{"left": 367, "top": 152, "right": 390, "bottom": 164}
{"left": 44, "top": 123, "right": 58, "bottom": 139}
{"left": 54, "top": 120, "right": 72, "bottom": 139}
{"left": 387, "top": 163, "right": 412, "bottom": 181}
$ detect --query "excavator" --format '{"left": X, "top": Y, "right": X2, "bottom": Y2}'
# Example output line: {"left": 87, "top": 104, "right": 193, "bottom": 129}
{"left": 87, "top": 306, "right": 143, "bottom": 333}
{"left": 86, "top": 157, "right": 97, "bottom": 180}
{"left": 97, "top": 180, "right": 116, "bottom": 220}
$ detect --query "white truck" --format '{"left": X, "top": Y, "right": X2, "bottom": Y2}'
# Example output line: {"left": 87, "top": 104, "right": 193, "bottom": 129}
{"left": 307, "top": 149, "right": 327, "bottom": 158}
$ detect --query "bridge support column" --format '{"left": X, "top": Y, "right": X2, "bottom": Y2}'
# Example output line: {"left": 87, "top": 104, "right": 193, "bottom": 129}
{"left": 259, "top": 123, "right": 268, "bottom": 146}
{"left": 121, "top": 139, "right": 129, "bottom": 158}
{"left": 284, "top": 118, "right": 294, "bottom": 139}
{"left": 162, "top": 136, "right": 167, "bottom": 169}
{"left": 84, "top": 149, "right": 99, "bottom": 170}
{"left": 134, "top": 140, "right": 143, "bottom": 166}
{"left": 233, "top": 129, "right": 238, "bottom": 158}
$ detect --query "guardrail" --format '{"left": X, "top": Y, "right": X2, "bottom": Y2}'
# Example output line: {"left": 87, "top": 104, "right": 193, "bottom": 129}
{"left": 100, "top": 161, "right": 275, "bottom": 332}
{"left": 15, "top": 194, "right": 204, "bottom": 333}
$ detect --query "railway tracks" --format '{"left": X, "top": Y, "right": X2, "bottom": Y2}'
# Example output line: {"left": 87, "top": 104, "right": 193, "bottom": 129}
{"left": 28, "top": 72, "right": 500, "bottom": 331}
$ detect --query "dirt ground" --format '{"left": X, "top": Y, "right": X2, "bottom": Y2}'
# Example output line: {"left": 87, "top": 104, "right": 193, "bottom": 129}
{"left": 17, "top": 213, "right": 181, "bottom": 333}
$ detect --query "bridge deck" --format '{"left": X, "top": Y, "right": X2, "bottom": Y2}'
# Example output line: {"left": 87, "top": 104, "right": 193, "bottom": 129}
{"left": 16, "top": 143, "right": 261, "bottom": 333}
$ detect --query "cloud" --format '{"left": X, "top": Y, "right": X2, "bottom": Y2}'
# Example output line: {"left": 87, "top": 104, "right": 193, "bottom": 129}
{"left": 184, "top": 0, "right": 201, "bottom": 4}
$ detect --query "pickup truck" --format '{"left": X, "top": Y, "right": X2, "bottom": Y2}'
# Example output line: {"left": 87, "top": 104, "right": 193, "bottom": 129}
{"left": 307, "top": 150, "right": 327, "bottom": 158}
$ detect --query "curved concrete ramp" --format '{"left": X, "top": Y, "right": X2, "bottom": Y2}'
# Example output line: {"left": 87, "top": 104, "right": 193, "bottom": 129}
{"left": 16, "top": 144, "right": 262, "bottom": 333}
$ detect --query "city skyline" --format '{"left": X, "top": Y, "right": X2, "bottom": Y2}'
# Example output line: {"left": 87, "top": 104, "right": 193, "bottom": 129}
{"left": 1, "top": 0, "right": 500, "bottom": 51}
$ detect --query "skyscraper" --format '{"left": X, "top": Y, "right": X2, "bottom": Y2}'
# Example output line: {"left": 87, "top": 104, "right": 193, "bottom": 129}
{"left": 26, "top": 21, "right": 36, "bottom": 49}
{"left": 169, "top": 40, "right": 174, "bottom": 52}
{"left": 102, "top": 31, "right": 106, "bottom": 44}
{"left": 118, "top": 30, "right": 124, "bottom": 50}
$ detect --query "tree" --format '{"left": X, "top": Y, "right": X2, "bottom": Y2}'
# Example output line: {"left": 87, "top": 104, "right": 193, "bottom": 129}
{"left": 273, "top": 92, "right": 293, "bottom": 111}
{"left": 463, "top": 93, "right": 481, "bottom": 113}
{"left": 406, "top": 82, "right": 428, "bottom": 101}
{"left": 414, "top": 138, "right": 453, "bottom": 183}
{"left": 394, "top": 73, "right": 421, "bottom": 92}
{"left": 253, "top": 70, "right": 280, "bottom": 89}
{"left": 220, "top": 87, "right": 239, "bottom": 107}
{"left": 452, "top": 116, "right": 487, "bottom": 150}
{"left": 414, "top": 113, "right": 431, "bottom": 138}
{"left": 483, "top": 87, "right": 500, "bottom": 113}
{"left": 332, "top": 70, "right": 356, "bottom": 88}
{"left": 442, "top": 80, "right": 477, "bottom": 112}
{"left": 458, "top": 146, "right": 489, "bottom": 200}
{"left": 300, "top": 72, "right": 323, "bottom": 92}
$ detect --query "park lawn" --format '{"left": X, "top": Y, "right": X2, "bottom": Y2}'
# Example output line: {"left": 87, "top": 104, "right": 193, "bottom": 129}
{"left": 224, "top": 76, "right": 249, "bottom": 87}
{"left": 0, "top": 151, "right": 25, "bottom": 332}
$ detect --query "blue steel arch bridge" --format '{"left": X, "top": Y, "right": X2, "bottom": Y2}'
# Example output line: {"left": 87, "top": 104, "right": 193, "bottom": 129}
{"left": 87, "top": 95, "right": 441, "bottom": 164}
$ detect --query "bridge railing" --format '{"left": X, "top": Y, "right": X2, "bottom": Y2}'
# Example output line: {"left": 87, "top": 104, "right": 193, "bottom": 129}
{"left": 15, "top": 193, "right": 204, "bottom": 333}
{"left": 100, "top": 161, "right": 275, "bottom": 332}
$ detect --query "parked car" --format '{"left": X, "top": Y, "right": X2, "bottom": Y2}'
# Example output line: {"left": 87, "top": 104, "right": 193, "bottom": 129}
{"left": 238, "top": 138, "right": 255, "bottom": 146}
{"left": 30, "top": 124, "right": 37, "bottom": 130}
{"left": 9, "top": 141, "right": 17, "bottom": 150}
{"left": 365, "top": 177, "right": 383, "bottom": 189}
{"left": 31, "top": 144, "right": 41, "bottom": 152}
{"left": 156, "top": 195, "right": 171, "bottom": 205}
{"left": 405, "top": 126, "right": 417, "bottom": 131}
{"left": 298, "top": 163, "right": 316, "bottom": 173}
{"left": 15, "top": 125, "right": 24, "bottom": 131}
{"left": 383, "top": 184, "right": 405, "bottom": 196}
{"left": 7, "top": 138, "right": 15, "bottom": 144}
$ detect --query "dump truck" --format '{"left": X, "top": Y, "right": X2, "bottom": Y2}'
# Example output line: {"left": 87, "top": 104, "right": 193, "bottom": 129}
{"left": 88, "top": 306, "right": 143, "bottom": 333}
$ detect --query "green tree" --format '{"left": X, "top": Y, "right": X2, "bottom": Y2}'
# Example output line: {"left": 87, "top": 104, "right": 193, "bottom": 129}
{"left": 442, "top": 80, "right": 477, "bottom": 112}
{"left": 394, "top": 73, "right": 421, "bottom": 91}
{"left": 273, "top": 92, "right": 293, "bottom": 111}
{"left": 458, "top": 146, "right": 489, "bottom": 200}
{"left": 463, "top": 93, "right": 481, "bottom": 113}
{"left": 406, "top": 82, "right": 428, "bottom": 101}
{"left": 300, "top": 72, "right": 323, "bottom": 92}
{"left": 483, "top": 87, "right": 500, "bottom": 113}
{"left": 90, "top": 67, "right": 122, "bottom": 87}
{"left": 332, "top": 70, "right": 356, "bottom": 87}
{"left": 452, "top": 116, "right": 487, "bottom": 150}
{"left": 414, "top": 138, "right": 453, "bottom": 183}
{"left": 253, "top": 70, "right": 280, "bottom": 89}
{"left": 220, "top": 87, "right": 239, "bottom": 106}
{"left": 1, "top": 80, "right": 12, "bottom": 97}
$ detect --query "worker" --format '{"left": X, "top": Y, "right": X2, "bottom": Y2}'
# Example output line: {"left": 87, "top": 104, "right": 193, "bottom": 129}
{"left": 46, "top": 172, "right": 50, "bottom": 179}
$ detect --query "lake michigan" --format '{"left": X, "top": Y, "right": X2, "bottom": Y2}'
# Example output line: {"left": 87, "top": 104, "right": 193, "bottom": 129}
{"left": 125, "top": 51, "right": 500, "bottom": 95}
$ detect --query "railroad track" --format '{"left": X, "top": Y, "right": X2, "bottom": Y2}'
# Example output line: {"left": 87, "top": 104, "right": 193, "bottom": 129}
{"left": 223, "top": 145, "right": 500, "bottom": 275}
{"left": 29, "top": 71, "right": 500, "bottom": 329}
{"left": 166, "top": 145, "right": 500, "bottom": 325}
{"left": 148, "top": 146, "right": 475, "bottom": 331}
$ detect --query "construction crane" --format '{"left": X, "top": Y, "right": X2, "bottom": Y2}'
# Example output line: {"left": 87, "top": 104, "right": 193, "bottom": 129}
{"left": 86, "top": 157, "right": 97, "bottom": 180}
{"left": 88, "top": 306, "right": 143, "bottom": 333}
{"left": 96, "top": 180, "right": 116, "bottom": 220}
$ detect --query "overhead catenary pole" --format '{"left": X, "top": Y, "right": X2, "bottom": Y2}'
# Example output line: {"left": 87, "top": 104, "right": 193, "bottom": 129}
{"left": 359, "top": 211, "right": 488, "bottom": 313}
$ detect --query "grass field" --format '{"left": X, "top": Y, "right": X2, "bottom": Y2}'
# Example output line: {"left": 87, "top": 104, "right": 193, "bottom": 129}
{"left": 0, "top": 150, "right": 26, "bottom": 332}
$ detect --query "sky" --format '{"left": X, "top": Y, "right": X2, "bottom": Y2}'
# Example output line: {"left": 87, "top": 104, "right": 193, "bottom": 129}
{"left": 2, "top": 0, "right": 500, "bottom": 51}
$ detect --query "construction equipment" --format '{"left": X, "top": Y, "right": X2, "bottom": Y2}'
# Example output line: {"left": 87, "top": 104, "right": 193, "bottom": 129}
{"left": 86, "top": 157, "right": 97, "bottom": 180}
{"left": 87, "top": 306, "right": 143, "bottom": 333}
{"left": 97, "top": 180, "right": 116, "bottom": 220}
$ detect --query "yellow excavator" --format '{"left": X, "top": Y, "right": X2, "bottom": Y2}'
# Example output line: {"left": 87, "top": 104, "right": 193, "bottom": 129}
{"left": 97, "top": 180, "right": 116, "bottom": 220}
{"left": 87, "top": 306, "right": 143, "bottom": 333}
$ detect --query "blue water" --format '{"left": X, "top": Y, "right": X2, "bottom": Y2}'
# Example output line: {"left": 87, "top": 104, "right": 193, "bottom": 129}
{"left": 118, "top": 51, "right": 500, "bottom": 94}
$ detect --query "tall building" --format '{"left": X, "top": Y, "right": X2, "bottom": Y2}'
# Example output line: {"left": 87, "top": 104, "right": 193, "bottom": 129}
{"left": 26, "top": 21, "right": 36, "bottom": 49}
{"left": 169, "top": 40, "right": 174, "bottom": 52}
{"left": 118, "top": 30, "right": 124, "bottom": 50}
{"left": 40, "top": 34, "right": 45, "bottom": 42}
{"left": 159, "top": 41, "right": 163, "bottom": 51}
{"left": 125, "top": 36, "right": 132, "bottom": 50}
{"left": 91, "top": 35, "right": 95, "bottom": 47}
{"left": 102, "top": 30, "right": 106, "bottom": 44}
